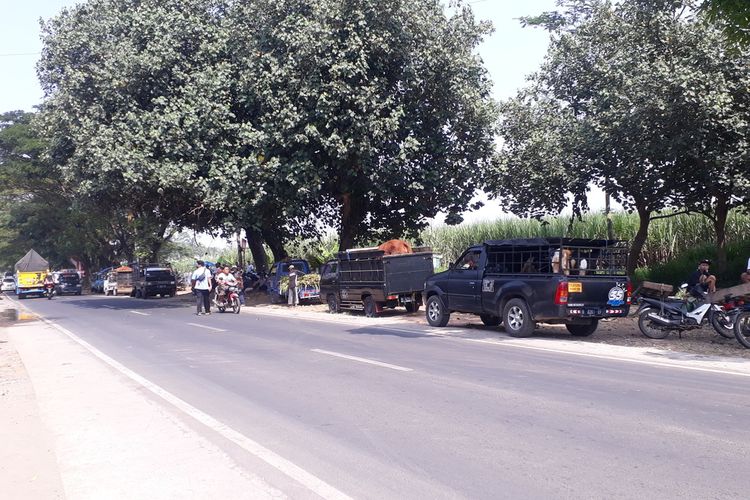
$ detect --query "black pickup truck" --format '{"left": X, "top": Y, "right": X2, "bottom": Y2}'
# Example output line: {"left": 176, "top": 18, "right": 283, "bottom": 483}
{"left": 320, "top": 247, "right": 434, "bottom": 316}
{"left": 423, "top": 238, "right": 632, "bottom": 337}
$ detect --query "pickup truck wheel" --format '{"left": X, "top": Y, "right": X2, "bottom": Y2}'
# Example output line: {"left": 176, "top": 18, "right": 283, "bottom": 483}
{"left": 566, "top": 320, "right": 599, "bottom": 337}
{"left": 426, "top": 296, "right": 450, "bottom": 327}
{"left": 503, "top": 299, "right": 535, "bottom": 337}
{"left": 363, "top": 296, "right": 377, "bottom": 317}
{"left": 327, "top": 294, "right": 340, "bottom": 314}
{"left": 480, "top": 314, "right": 501, "bottom": 327}
{"left": 404, "top": 301, "right": 420, "bottom": 313}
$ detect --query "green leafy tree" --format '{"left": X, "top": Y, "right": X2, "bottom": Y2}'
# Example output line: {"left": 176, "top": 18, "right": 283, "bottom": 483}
{"left": 492, "top": 0, "right": 750, "bottom": 274}
{"left": 701, "top": 0, "right": 750, "bottom": 44}
{"left": 229, "top": 0, "right": 498, "bottom": 250}
{"left": 36, "top": 0, "right": 250, "bottom": 261}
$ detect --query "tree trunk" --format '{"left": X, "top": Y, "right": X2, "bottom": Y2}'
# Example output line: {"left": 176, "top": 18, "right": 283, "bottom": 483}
{"left": 261, "top": 225, "right": 287, "bottom": 263}
{"left": 712, "top": 196, "right": 729, "bottom": 273}
{"left": 244, "top": 226, "right": 268, "bottom": 273}
{"left": 627, "top": 205, "right": 651, "bottom": 277}
{"left": 605, "top": 191, "right": 614, "bottom": 241}
{"left": 338, "top": 192, "right": 365, "bottom": 251}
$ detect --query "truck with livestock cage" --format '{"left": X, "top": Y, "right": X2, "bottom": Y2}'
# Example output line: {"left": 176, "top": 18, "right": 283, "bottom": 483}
{"left": 423, "top": 238, "right": 632, "bottom": 337}
{"left": 320, "top": 246, "right": 435, "bottom": 316}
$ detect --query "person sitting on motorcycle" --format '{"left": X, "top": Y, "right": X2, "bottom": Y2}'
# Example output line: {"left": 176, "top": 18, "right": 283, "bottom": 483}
{"left": 43, "top": 273, "right": 55, "bottom": 287}
{"left": 215, "top": 266, "right": 237, "bottom": 303}
{"left": 741, "top": 257, "right": 750, "bottom": 284}
{"left": 687, "top": 259, "right": 717, "bottom": 297}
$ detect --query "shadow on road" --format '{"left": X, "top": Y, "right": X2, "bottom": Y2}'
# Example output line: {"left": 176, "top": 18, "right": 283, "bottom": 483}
{"left": 47, "top": 295, "right": 188, "bottom": 312}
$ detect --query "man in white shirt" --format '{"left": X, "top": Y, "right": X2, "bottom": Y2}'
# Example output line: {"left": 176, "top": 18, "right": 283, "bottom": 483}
{"left": 191, "top": 260, "right": 212, "bottom": 315}
{"left": 741, "top": 257, "right": 750, "bottom": 284}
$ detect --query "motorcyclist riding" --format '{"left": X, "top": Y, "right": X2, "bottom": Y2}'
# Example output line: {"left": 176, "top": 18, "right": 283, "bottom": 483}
{"left": 215, "top": 266, "right": 237, "bottom": 304}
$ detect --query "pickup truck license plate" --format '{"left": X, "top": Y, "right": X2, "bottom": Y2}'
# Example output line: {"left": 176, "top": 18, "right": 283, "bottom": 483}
{"left": 568, "top": 282, "right": 583, "bottom": 293}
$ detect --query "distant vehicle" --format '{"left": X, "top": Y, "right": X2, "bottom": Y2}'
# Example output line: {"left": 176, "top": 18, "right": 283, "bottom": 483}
{"left": 92, "top": 268, "right": 111, "bottom": 293}
{"left": 423, "top": 238, "right": 632, "bottom": 337}
{"left": 1, "top": 277, "right": 16, "bottom": 292}
{"left": 55, "top": 272, "right": 83, "bottom": 296}
{"left": 14, "top": 249, "right": 49, "bottom": 298}
{"left": 320, "top": 247, "right": 434, "bottom": 316}
{"left": 267, "top": 259, "right": 319, "bottom": 303}
{"left": 131, "top": 263, "right": 176, "bottom": 298}
{"left": 104, "top": 266, "right": 134, "bottom": 296}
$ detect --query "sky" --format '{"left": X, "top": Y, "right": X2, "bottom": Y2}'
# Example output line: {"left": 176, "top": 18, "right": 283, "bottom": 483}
{"left": 0, "top": 0, "right": 615, "bottom": 227}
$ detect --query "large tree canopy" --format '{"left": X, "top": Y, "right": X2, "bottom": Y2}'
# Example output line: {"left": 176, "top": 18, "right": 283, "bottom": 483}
{"left": 228, "top": 0, "right": 499, "bottom": 250}
{"left": 36, "top": 0, "right": 499, "bottom": 255}
{"left": 491, "top": 0, "right": 750, "bottom": 273}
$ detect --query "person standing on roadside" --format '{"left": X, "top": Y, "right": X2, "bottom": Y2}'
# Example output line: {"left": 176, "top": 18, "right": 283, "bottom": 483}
{"left": 191, "top": 260, "right": 212, "bottom": 315}
{"left": 741, "top": 257, "right": 750, "bottom": 284}
{"left": 232, "top": 266, "right": 245, "bottom": 306}
{"left": 287, "top": 264, "right": 304, "bottom": 307}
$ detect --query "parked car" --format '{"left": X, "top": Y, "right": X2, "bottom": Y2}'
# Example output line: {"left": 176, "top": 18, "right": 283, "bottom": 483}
{"left": 1, "top": 277, "right": 16, "bottom": 292}
{"left": 267, "top": 259, "right": 319, "bottom": 303}
{"left": 320, "top": 247, "right": 434, "bottom": 316}
{"left": 423, "top": 238, "right": 632, "bottom": 337}
{"left": 131, "top": 263, "right": 176, "bottom": 298}
{"left": 55, "top": 271, "right": 83, "bottom": 296}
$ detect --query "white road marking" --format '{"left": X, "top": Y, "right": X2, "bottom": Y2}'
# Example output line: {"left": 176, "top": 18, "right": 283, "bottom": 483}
{"left": 311, "top": 349, "right": 413, "bottom": 372}
{"left": 30, "top": 317, "right": 352, "bottom": 500}
{"left": 187, "top": 322, "right": 226, "bottom": 333}
{"left": 101, "top": 305, "right": 115, "bottom": 309}
{"left": 129, "top": 310, "right": 149, "bottom": 316}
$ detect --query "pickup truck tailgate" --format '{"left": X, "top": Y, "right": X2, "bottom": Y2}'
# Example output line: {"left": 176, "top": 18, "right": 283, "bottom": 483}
{"left": 566, "top": 277, "right": 629, "bottom": 312}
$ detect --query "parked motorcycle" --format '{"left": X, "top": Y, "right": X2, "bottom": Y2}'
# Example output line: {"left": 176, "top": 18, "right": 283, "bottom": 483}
{"left": 215, "top": 285, "right": 241, "bottom": 314}
{"left": 45, "top": 283, "right": 55, "bottom": 300}
{"left": 637, "top": 286, "right": 735, "bottom": 339}
{"left": 732, "top": 302, "right": 750, "bottom": 349}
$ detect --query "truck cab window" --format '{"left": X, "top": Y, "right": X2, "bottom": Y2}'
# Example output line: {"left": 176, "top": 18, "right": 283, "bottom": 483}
{"left": 456, "top": 250, "right": 481, "bottom": 270}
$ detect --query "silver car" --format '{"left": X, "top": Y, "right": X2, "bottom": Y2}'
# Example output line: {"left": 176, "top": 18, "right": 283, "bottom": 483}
{"left": 1, "top": 277, "right": 16, "bottom": 292}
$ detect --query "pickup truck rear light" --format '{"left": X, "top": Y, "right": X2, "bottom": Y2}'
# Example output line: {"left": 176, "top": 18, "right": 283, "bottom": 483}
{"left": 626, "top": 281, "right": 633, "bottom": 305}
{"left": 554, "top": 282, "right": 569, "bottom": 305}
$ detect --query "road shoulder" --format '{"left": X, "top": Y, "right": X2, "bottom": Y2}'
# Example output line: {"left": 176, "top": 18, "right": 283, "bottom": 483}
{"left": 0, "top": 299, "right": 65, "bottom": 499}
{"left": 1, "top": 296, "right": 281, "bottom": 499}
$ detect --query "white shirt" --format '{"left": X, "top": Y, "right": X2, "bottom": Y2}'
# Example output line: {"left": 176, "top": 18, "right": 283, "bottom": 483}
{"left": 191, "top": 267, "right": 211, "bottom": 290}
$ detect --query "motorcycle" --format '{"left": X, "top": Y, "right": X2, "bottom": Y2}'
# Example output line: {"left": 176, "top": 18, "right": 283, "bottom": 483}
{"left": 45, "top": 282, "right": 55, "bottom": 300}
{"left": 732, "top": 300, "right": 750, "bottom": 349}
{"left": 637, "top": 285, "right": 735, "bottom": 339}
{"left": 215, "top": 285, "right": 241, "bottom": 314}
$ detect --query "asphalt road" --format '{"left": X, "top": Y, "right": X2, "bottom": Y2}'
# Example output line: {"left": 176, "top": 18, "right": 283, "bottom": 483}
{"left": 13, "top": 294, "right": 750, "bottom": 499}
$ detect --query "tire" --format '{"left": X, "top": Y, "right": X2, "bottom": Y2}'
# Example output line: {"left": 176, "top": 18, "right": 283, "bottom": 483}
{"left": 425, "top": 295, "right": 450, "bottom": 327}
{"left": 404, "top": 301, "right": 420, "bottom": 313}
{"left": 566, "top": 319, "right": 599, "bottom": 337}
{"left": 135, "top": 289, "right": 142, "bottom": 298}
{"left": 503, "top": 298, "right": 535, "bottom": 337}
{"left": 480, "top": 314, "right": 501, "bottom": 327}
{"left": 710, "top": 310, "right": 735, "bottom": 339}
{"left": 327, "top": 294, "right": 340, "bottom": 314}
{"left": 637, "top": 308, "right": 671, "bottom": 339}
{"left": 734, "top": 311, "right": 750, "bottom": 349}
{"left": 363, "top": 296, "right": 377, "bottom": 317}
{"left": 231, "top": 297, "right": 241, "bottom": 314}
{"left": 218, "top": 305, "right": 226, "bottom": 313}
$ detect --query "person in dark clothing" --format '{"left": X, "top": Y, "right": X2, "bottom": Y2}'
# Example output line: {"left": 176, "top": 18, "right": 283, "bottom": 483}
{"left": 687, "top": 259, "right": 716, "bottom": 296}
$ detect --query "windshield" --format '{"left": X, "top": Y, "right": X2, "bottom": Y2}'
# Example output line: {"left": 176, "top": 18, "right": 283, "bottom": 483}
{"left": 3, "top": 278, "right": 14, "bottom": 283}
{"left": 146, "top": 270, "right": 173, "bottom": 281}
{"left": 60, "top": 274, "right": 80, "bottom": 283}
